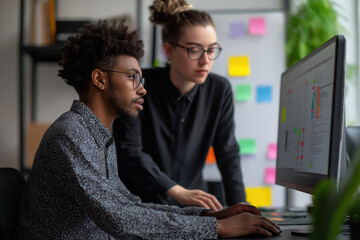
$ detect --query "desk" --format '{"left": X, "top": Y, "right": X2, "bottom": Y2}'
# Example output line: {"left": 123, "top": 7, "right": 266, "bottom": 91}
{"left": 222, "top": 208, "right": 351, "bottom": 239}
{"left": 223, "top": 225, "right": 350, "bottom": 239}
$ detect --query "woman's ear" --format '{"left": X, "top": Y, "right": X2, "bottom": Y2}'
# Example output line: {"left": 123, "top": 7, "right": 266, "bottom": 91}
{"left": 163, "top": 42, "right": 173, "bottom": 60}
{"left": 91, "top": 69, "right": 106, "bottom": 90}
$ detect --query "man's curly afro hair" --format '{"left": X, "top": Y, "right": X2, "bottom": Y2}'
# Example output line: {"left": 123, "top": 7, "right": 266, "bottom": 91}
{"left": 58, "top": 20, "right": 144, "bottom": 93}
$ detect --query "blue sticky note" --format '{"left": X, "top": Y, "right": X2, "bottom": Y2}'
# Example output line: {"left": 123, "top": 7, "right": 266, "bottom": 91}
{"left": 256, "top": 85, "right": 272, "bottom": 103}
{"left": 229, "top": 22, "right": 246, "bottom": 38}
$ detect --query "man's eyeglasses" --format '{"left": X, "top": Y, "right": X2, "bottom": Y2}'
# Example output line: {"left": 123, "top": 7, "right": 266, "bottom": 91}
{"left": 172, "top": 43, "right": 222, "bottom": 60}
{"left": 101, "top": 70, "right": 145, "bottom": 90}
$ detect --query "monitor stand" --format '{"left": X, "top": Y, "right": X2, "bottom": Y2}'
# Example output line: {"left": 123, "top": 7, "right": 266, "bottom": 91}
{"left": 287, "top": 205, "right": 314, "bottom": 236}
{"left": 291, "top": 225, "right": 312, "bottom": 236}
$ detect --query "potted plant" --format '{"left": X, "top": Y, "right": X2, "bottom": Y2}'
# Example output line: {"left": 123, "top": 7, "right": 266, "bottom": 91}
{"left": 286, "top": 0, "right": 342, "bottom": 68}
{"left": 311, "top": 150, "right": 360, "bottom": 240}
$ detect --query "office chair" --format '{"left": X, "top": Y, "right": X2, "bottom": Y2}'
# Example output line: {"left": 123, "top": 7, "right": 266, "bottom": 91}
{"left": 346, "top": 126, "right": 360, "bottom": 165}
{"left": 0, "top": 168, "right": 25, "bottom": 240}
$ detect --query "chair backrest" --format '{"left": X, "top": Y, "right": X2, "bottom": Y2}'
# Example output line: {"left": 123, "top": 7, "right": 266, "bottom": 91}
{"left": 0, "top": 168, "right": 25, "bottom": 240}
{"left": 346, "top": 126, "right": 360, "bottom": 162}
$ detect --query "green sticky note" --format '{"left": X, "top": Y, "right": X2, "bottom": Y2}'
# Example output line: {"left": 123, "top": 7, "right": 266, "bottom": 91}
{"left": 238, "top": 138, "right": 256, "bottom": 155}
{"left": 235, "top": 84, "right": 252, "bottom": 102}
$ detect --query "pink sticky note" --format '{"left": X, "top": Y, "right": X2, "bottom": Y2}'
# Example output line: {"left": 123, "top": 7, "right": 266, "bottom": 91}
{"left": 249, "top": 17, "right": 266, "bottom": 35}
{"left": 265, "top": 167, "right": 276, "bottom": 184}
{"left": 267, "top": 143, "right": 277, "bottom": 160}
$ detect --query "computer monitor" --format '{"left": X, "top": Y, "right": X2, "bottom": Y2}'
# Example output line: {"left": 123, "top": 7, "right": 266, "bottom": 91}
{"left": 275, "top": 35, "right": 346, "bottom": 195}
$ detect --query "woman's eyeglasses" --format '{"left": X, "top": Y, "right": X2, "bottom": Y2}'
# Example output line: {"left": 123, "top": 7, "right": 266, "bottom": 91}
{"left": 171, "top": 43, "right": 222, "bottom": 60}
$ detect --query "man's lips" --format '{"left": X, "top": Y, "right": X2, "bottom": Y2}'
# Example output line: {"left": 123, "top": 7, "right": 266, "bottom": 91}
{"left": 134, "top": 98, "right": 144, "bottom": 105}
{"left": 133, "top": 98, "right": 144, "bottom": 110}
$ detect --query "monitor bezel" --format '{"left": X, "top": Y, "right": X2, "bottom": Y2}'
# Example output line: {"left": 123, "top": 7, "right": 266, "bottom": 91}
{"left": 275, "top": 35, "right": 346, "bottom": 194}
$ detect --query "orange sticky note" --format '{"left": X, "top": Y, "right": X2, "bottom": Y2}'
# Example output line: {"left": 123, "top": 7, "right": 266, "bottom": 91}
{"left": 206, "top": 146, "right": 216, "bottom": 164}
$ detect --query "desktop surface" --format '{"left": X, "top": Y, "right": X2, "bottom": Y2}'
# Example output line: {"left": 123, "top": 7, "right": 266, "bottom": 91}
{"left": 222, "top": 225, "right": 350, "bottom": 240}
{"left": 259, "top": 207, "right": 312, "bottom": 226}
{"left": 219, "top": 207, "right": 350, "bottom": 239}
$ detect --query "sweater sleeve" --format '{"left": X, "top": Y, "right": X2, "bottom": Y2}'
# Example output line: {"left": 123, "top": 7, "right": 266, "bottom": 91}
{"left": 57, "top": 134, "right": 218, "bottom": 239}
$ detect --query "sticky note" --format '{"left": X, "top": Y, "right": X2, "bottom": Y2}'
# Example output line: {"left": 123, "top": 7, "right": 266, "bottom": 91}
{"left": 265, "top": 167, "right": 276, "bottom": 184}
{"left": 281, "top": 107, "right": 286, "bottom": 123}
{"left": 256, "top": 85, "right": 272, "bottom": 103}
{"left": 245, "top": 186, "right": 272, "bottom": 207}
{"left": 153, "top": 59, "right": 161, "bottom": 67}
{"left": 229, "top": 22, "right": 246, "bottom": 38}
{"left": 249, "top": 17, "right": 266, "bottom": 35}
{"left": 235, "top": 84, "right": 252, "bottom": 102}
{"left": 270, "top": 212, "right": 281, "bottom": 216}
{"left": 267, "top": 143, "right": 277, "bottom": 160}
{"left": 206, "top": 146, "right": 216, "bottom": 164}
{"left": 238, "top": 138, "right": 256, "bottom": 155}
{"left": 228, "top": 56, "right": 251, "bottom": 77}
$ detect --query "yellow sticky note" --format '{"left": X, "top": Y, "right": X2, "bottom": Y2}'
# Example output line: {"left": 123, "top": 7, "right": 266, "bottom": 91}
{"left": 228, "top": 56, "right": 251, "bottom": 77}
{"left": 281, "top": 107, "right": 286, "bottom": 123}
{"left": 245, "top": 186, "right": 272, "bottom": 207}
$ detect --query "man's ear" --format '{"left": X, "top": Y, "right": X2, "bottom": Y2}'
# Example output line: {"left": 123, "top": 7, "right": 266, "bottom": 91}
{"left": 163, "top": 42, "right": 174, "bottom": 60}
{"left": 91, "top": 69, "right": 106, "bottom": 90}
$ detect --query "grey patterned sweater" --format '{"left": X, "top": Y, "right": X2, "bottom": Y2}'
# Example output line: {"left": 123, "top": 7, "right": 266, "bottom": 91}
{"left": 16, "top": 100, "right": 218, "bottom": 239}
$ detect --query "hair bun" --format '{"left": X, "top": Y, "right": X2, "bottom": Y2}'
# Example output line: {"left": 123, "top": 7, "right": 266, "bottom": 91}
{"left": 149, "top": 0, "right": 193, "bottom": 24}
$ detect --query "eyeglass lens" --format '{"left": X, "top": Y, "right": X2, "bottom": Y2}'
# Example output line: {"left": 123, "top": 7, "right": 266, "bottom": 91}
{"left": 132, "top": 73, "right": 145, "bottom": 90}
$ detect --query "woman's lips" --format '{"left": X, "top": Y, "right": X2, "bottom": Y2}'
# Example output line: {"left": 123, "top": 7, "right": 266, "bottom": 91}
{"left": 196, "top": 69, "right": 208, "bottom": 75}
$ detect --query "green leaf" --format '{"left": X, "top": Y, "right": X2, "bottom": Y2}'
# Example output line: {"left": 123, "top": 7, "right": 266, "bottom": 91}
{"left": 311, "top": 149, "right": 360, "bottom": 240}
{"left": 286, "top": 0, "right": 344, "bottom": 68}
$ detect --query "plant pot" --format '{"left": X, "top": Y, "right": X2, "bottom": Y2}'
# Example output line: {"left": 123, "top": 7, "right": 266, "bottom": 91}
{"left": 349, "top": 221, "right": 360, "bottom": 240}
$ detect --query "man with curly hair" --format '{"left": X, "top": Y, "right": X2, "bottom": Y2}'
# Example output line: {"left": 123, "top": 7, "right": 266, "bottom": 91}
{"left": 15, "top": 20, "right": 280, "bottom": 239}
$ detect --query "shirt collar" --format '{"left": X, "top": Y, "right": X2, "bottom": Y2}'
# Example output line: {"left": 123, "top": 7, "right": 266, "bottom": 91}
{"left": 162, "top": 66, "right": 199, "bottom": 103}
{"left": 70, "top": 100, "right": 113, "bottom": 149}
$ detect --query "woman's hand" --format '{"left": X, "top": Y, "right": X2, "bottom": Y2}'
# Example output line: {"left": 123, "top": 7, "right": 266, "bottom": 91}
{"left": 166, "top": 185, "right": 223, "bottom": 211}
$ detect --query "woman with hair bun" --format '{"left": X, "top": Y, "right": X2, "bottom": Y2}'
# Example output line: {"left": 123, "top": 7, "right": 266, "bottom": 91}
{"left": 114, "top": 0, "right": 246, "bottom": 212}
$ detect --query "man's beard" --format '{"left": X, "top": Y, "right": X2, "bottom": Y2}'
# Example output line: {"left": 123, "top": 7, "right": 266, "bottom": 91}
{"left": 116, "top": 107, "right": 137, "bottom": 122}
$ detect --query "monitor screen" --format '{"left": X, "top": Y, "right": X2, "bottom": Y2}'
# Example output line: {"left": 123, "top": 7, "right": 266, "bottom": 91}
{"left": 275, "top": 35, "right": 346, "bottom": 194}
